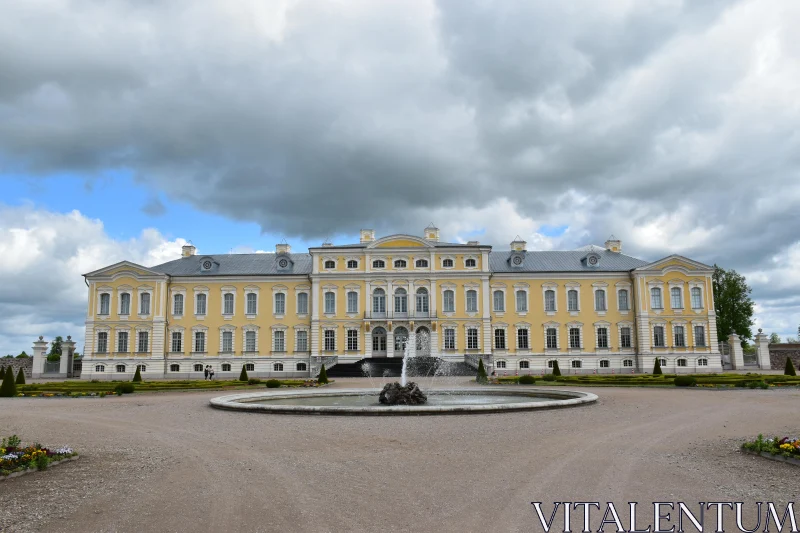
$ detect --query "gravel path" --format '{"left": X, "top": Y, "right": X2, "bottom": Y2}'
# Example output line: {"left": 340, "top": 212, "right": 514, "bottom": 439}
{"left": 1, "top": 381, "right": 798, "bottom": 533}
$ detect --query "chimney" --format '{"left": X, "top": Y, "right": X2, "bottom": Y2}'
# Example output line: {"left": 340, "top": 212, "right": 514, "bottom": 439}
{"left": 510, "top": 236, "right": 527, "bottom": 252}
{"left": 360, "top": 229, "right": 375, "bottom": 243}
{"left": 276, "top": 242, "right": 291, "bottom": 254}
{"left": 424, "top": 223, "right": 439, "bottom": 242}
{"left": 604, "top": 235, "right": 621, "bottom": 253}
{"left": 182, "top": 243, "right": 196, "bottom": 257}
{"left": 467, "top": 240, "right": 479, "bottom": 246}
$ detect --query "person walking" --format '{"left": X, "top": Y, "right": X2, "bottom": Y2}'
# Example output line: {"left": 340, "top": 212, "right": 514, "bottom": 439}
{"left": 204, "top": 365, "right": 209, "bottom": 380}
{"left": 209, "top": 367, "right": 215, "bottom": 381}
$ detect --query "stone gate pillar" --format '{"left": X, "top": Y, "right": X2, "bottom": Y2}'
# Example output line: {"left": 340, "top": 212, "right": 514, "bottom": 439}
{"left": 728, "top": 333, "right": 745, "bottom": 369}
{"left": 754, "top": 329, "right": 771, "bottom": 370}
{"left": 31, "top": 336, "right": 48, "bottom": 379}
{"left": 61, "top": 336, "right": 76, "bottom": 377}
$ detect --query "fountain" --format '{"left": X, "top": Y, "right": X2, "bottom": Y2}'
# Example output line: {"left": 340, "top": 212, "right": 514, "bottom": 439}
{"left": 378, "top": 331, "right": 428, "bottom": 405}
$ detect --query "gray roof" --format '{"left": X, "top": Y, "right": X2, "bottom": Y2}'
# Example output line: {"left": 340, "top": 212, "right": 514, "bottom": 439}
{"left": 151, "top": 253, "right": 312, "bottom": 276}
{"left": 489, "top": 249, "right": 649, "bottom": 273}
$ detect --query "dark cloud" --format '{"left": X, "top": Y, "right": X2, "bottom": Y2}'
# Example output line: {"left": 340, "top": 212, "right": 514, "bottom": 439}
{"left": 141, "top": 194, "right": 166, "bottom": 216}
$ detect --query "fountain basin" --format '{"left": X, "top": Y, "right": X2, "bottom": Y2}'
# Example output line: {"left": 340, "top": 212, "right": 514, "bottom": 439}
{"left": 209, "top": 387, "right": 597, "bottom": 416}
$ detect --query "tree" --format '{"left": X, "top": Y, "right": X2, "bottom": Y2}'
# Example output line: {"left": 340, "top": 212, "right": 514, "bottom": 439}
{"left": 16, "top": 351, "right": 29, "bottom": 358}
{"left": 653, "top": 358, "right": 663, "bottom": 375}
{"left": 0, "top": 367, "right": 16, "bottom": 397}
{"left": 15, "top": 368, "right": 25, "bottom": 385}
{"left": 784, "top": 357, "right": 796, "bottom": 377}
{"left": 47, "top": 336, "right": 64, "bottom": 362}
{"left": 712, "top": 265, "right": 755, "bottom": 344}
{"left": 317, "top": 364, "right": 329, "bottom": 385}
{"left": 132, "top": 366, "right": 142, "bottom": 383}
{"left": 476, "top": 359, "right": 488, "bottom": 384}
{"left": 239, "top": 365, "right": 249, "bottom": 382}
{"left": 552, "top": 361, "right": 562, "bottom": 377}
{"left": 769, "top": 332, "right": 781, "bottom": 344}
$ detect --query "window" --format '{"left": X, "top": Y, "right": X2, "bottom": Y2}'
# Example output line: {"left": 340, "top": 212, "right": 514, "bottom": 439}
{"left": 546, "top": 328, "right": 557, "bottom": 349}
{"left": 222, "top": 363, "right": 231, "bottom": 371}
{"left": 245, "top": 331, "right": 256, "bottom": 352}
{"left": 95, "top": 364, "right": 105, "bottom": 372}
{"left": 246, "top": 293, "right": 258, "bottom": 315}
{"left": 493, "top": 290, "right": 505, "bottom": 312}
{"left": 273, "top": 363, "right": 284, "bottom": 372}
{"left": 467, "top": 328, "right": 479, "bottom": 350}
{"left": 660, "top": 358, "right": 667, "bottom": 367}
{"left": 274, "top": 331, "right": 285, "bottom": 351}
{"left": 653, "top": 326, "right": 665, "bottom": 347}
{"left": 600, "top": 360, "right": 610, "bottom": 368}
{"left": 444, "top": 328, "right": 455, "bottom": 350}
{"left": 297, "top": 330, "right": 308, "bottom": 352}
{"left": 694, "top": 325, "right": 706, "bottom": 347}
{"left": 465, "top": 258, "right": 476, "bottom": 268}
{"left": 196, "top": 293, "right": 207, "bottom": 315}
{"left": 116, "top": 364, "right": 126, "bottom": 373}
{"left": 120, "top": 293, "right": 131, "bottom": 315}
{"left": 194, "top": 331, "right": 206, "bottom": 352}
{"left": 372, "top": 288, "right": 386, "bottom": 313}
{"left": 275, "top": 293, "right": 286, "bottom": 314}
{"left": 324, "top": 259, "right": 336, "bottom": 269}
{"left": 516, "top": 290, "right": 527, "bottom": 312}
{"left": 297, "top": 293, "right": 309, "bottom": 315}
{"left": 99, "top": 293, "right": 110, "bottom": 315}
{"left": 117, "top": 331, "right": 128, "bottom": 352}
{"left": 597, "top": 328, "right": 608, "bottom": 348}
{"left": 416, "top": 288, "right": 429, "bottom": 313}
{"left": 442, "top": 258, "right": 454, "bottom": 268}
{"left": 223, "top": 293, "right": 234, "bottom": 315}
{"left": 324, "top": 330, "right": 336, "bottom": 351}
{"left": 97, "top": 332, "right": 108, "bottom": 353}
{"left": 347, "top": 291, "right": 358, "bottom": 314}
{"left": 415, "top": 259, "right": 428, "bottom": 268}
{"left": 245, "top": 363, "right": 255, "bottom": 372}
{"left": 677, "top": 358, "right": 687, "bottom": 367}
{"left": 173, "top": 294, "right": 184, "bottom": 315}
{"left": 194, "top": 364, "right": 203, "bottom": 372}
{"left": 623, "top": 359, "right": 634, "bottom": 367}
{"left": 394, "top": 259, "right": 407, "bottom": 269}
{"left": 347, "top": 330, "right": 358, "bottom": 351}
{"left": 545, "top": 290, "right": 556, "bottom": 312}
{"left": 137, "top": 331, "right": 149, "bottom": 352}
{"left": 296, "top": 362, "right": 307, "bottom": 371}
{"left": 567, "top": 290, "right": 579, "bottom": 312}
{"left": 650, "top": 288, "right": 662, "bottom": 309}
{"left": 372, "top": 327, "right": 387, "bottom": 352}
{"left": 394, "top": 289, "right": 407, "bottom": 313}
{"left": 466, "top": 290, "right": 478, "bottom": 312}
{"left": 517, "top": 329, "right": 529, "bottom": 350}
{"left": 571, "top": 360, "right": 582, "bottom": 369}
{"left": 494, "top": 329, "right": 506, "bottom": 349}
{"left": 691, "top": 287, "right": 702, "bottom": 309}
{"left": 372, "top": 259, "right": 385, "bottom": 269}
{"left": 140, "top": 293, "right": 151, "bottom": 315}
{"left": 595, "top": 290, "right": 606, "bottom": 311}
{"left": 519, "top": 360, "right": 530, "bottom": 369}
{"left": 347, "top": 259, "right": 358, "bottom": 269}
{"left": 443, "top": 290, "right": 455, "bottom": 313}
{"left": 324, "top": 292, "right": 336, "bottom": 314}
{"left": 547, "top": 360, "right": 556, "bottom": 368}
{"left": 496, "top": 360, "right": 506, "bottom": 369}
{"left": 569, "top": 327, "right": 581, "bottom": 349}
{"left": 698, "top": 358, "right": 708, "bottom": 366}
{"left": 621, "top": 327, "right": 632, "bottom": 349}
{"left": 618, "top": 289, "right": 629, "bottom": 311}
{"left": 170, "top": 364, "right": 180, "bottom": 372}
{"left": 674, "top": 326, "right": 686, "bottom": 347}
{"left": 171, "top": 331, "right": 182, "bottom": 352}
{"left": 671, "top": 287, "right": 683, "bottom": 309}
{"left": 222, "top": 331, "right": 233, "bottom": 352}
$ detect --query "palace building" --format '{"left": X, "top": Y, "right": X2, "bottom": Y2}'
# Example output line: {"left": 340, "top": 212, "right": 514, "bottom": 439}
{"left": 81, "top": 226, "right": 723, "bottom": 379}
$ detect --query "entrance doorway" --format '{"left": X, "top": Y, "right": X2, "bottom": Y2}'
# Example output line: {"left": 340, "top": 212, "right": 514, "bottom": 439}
{"left": 416, "top": 326, "right": 431, "bottom": 357}
{"left": 394, "top": 327, "right": 409, "bottom": 352}
{"left": 372, "top": 327, "right": 387, "bottom": 356}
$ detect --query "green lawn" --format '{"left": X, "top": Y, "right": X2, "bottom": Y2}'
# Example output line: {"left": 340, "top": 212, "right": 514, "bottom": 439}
{"left": 19, "top": 379, "right": 316, "bottom": 395}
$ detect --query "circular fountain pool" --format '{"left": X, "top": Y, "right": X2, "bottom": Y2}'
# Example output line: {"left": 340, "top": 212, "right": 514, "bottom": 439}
{"left": 209, "top": 387, "right": 597, "bottom": 415}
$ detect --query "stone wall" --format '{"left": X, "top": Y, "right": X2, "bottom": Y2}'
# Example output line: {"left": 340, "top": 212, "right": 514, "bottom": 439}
{"left": 0, "top": 358, "right": 33, "bottom": 377}
{"left": 768, "top": 344, "right": 800, "bottom": 370}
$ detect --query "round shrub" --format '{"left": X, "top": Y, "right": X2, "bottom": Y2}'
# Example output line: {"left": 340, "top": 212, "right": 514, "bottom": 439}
{"left": 114, "top": 383, "right": 135, "bottom": 394}
{"left": 518, "top": 375, "right": 536, "bottom": 385}
{"left": 265, "top": 379, "right": 281, "bottom": 388}
{"left": 248, "top": 378, "right": 261, "bottom": 385}
{"left": 542, "top": 374, "right": 557, "bottom": 382}
{"left": 674, "top": 376, "right": 696, "bottom": 387}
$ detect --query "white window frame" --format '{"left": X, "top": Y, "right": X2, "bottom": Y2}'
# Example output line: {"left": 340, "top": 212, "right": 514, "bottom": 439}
{"left": 272, "top": 327, "right": 287, "bottom": 353}
{"left": 650, "top": 285, "right": 664, "bottom": 310}
{"left": 652, "top": 324, "right": 666, "bottom": 348}
{"left": 372, "top": 288, "right": 387, "bottom": 315}
{"left": 193, "top": 329, "right": 207, "bottom": 354}
{"left": 136, "top": 329, "right": 150, "bottom": 353}
{"left": 592, "top": 283, "right": 608, "bottom": 315}
{"left": 169, "top": 329, "right": 183, "bottom": 353}
{"left": 220, "top": 327, "right": 235, "bottom": 353}
{"left": 243, "top": 286, "right": 259, "bottom": 318}
{"left": 616, "top": 282, "right": 632, "bottom": 313}
{"left": 116, "top": 330, "right": 129, "bottom": 353}
{"left": 543, "top": 286, "right": 557, "bottom": 314}
{"left": 566, "top": 287, "right": 580, "bottom": 313}
{"left": 346, "top": 328, "right": 359, "bottom": 351}
{"left": 465, "top": 325, "right": 480, "bottom": 350}
{"left": 670, "top": 286, "right": 684, "bottom": 310}
{"left": 515, "top": 287, "right": 528, "bottom": 314}
{"left": 414, "top": 258, "right": 429, "bottom": 269}
{"left": 221, "top": 289, "right": 236, "bottom": 317}
{"left": 689, "top": 282, "right": 704, "bottom": 310}
{"left": 415, "top": 287, "right": 429, "bottom": 314}
{"left": 323, "top": 328, "right": 336, "bottom": 352}
{"left": 194, "top": 287, "right": 209, "bottom": 318}
{"left": 345, "top": 257, "right": 360, "bottom": 270}
{"left": 97, "top": 288, "right": 112, "bottom": 317}
{"left": 296, "top": 288, "right": 310, "bottom": 316}
{"left": 673, "top": 323, "right": 686, "bottom": 347}
{"left": 567, "top": 323, "right": 583, "bottom": 350}
{"left": 96, "top": 331, "right": 109, "bottom": 354}
{"left": 618, "top": 323, "right": 634, "bottom": 350}
{"left": 171, "top": 288, "right": 186, "bottom": 318}
{"left": 443, "top": 327, "right": 456, "bottom": 350}
{"left": 544, "top": 324, "right": 560, "bottom": 351}
{"left": 243, "top": 326, "right": 259, "bottom": 354}
{"left": 371, "top": 258, "right": 386, "bottom": 270}
{"left": 394, "top": 288, "right": 408, "bottom": 314}
{"left": 295, "top": 327, "right": 310, "bottom": 352}
{"left": 323, "top": 258, "right": 337, "bottom": 270}
{"left": 324, "top": 290, "right": 337, "bottom": 315}
{"left": 138, "top": 289, "right": 153, "bottom": 317}
{"left": 441, "top": 256, "right": 455, "bottom": 269}
{"left": 442, "top": 286, "right": 456, "bottom": 314}
{"left": 516, "top": 326, "right": 530, "bottom": 351}
{"left": 346, "top": 289, "right": 359, "bottom": 315}
{"left": 463, "top": 255, "right": 478, "bottom": 269}
{"left": 465, "top": 288, "right": 479, "bottom": 314}
{"left": 118, "top": 289, "right": 132, "bottom": 316}
{"left": 393, "top": 257, "right": 408, "bottom": 270}
{"left": 493, "top": 326, "right": 507, "bottom": 350}
{"left": 693, "top": 324, "right": 706, "bottom": 347}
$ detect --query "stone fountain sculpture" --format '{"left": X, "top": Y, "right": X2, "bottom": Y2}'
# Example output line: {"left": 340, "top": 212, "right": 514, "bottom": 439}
{"left": 378, "top": 381, "right": 428, "bottom": 405}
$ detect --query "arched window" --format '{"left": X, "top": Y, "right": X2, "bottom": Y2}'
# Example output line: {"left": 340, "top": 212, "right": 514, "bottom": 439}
{"left": 443, "top": 289, "right": 455, "bottom": 312}
{"left": 394, "top": 288, "right": 407, "bottom": 313}
{"left": 416, "top": 288, "right": 429, "bottom": 314}
{"left": 694, "top": 325, "right": 706, "bottom": 347}
{"left": 618, "top": 289, "right": 629, "bottom": 311}
{"left": 275, "top": 293, "right": 286, "bottom": 315}
{"left": 347, "top": 291, "right": 358, "bottom": 313}
{"left": 116, "top": 364, "right": 126, "bottom": 373}
{"left": 493, "top": 290, "right": 505, "bottom": 312}
{"left": 196, "top": 293, "right": 207, "bottom": 314}
{"left": 516, "top": 290, "right": 527, "bottom": 312}
{"left": 519, "top": 360, "right": 530, "bottom": 369}
{"left": 347, "top": 259, "right": 358, "bottom": 269}
{"left": 496, "top": 360, "right": 507, "bottom": 369}
{"left": 173, "top": 293, "right": 184, "bottom": 315}
{"left": 677, "top": 358, "right": 687, "bottom": 367}
{"left": 623, "top": 359, "right": 634, "bottom": 367}
{"left": 653, "top": 326, "right": 665, "bottom": 347}
{"left": 567, "top": 289, "right": 579, "bottom": 311}
{"left": 324, "top": 260, "right": 336, "bottom": 269}
{"left": 296, "top": 362, "right": 307, "bottom": 371}
{"left": 222, "top": 331, "right": 233, "bottom": 352}
{"left": 465, "top": 258, "right": 477, "bottom": 268}
{"left": 546, "top": 328, "right": 557, "bottom": 349}
{"left": 674, "top": 326, "right": 686, "bottom": 347}
{"left": 273, "top": 363, "right": 284, "bottom": 372}
{"left": 171, "top": 331, "right": 182, "bottom": 353}
{"left": 697, "top": 358, "right": 708, "bottom": 366}
{"left": 194, "top": 364, "right": 203, "bottom": 372}
{"left": 671, "top": 287, "right": 683, "bottom": 309}
{"left": 599, "top": 360, "right": 610, "bottom": 368}
{"left": 372, "top": 288, "right": 386, "bottom": 314}
{"left": 297, "top": 292, "right": 309, "bottom": 314}
{"left": 415, "top": 259, "right": 428, "bottom": 268}
{"left": 394, "top": 259, "right": 407, "bottom": 269}
{"left": 569, "top": 327, "right": 581, "bottom": 348}
{"left": 324, "top": 292, "right": 336, "bottom": 314}
{"left": 372, "top": 327, "right": 387, "bottom": 352}
{"left": 194, "top": 331, "right": 206, "bottom": 352}
{"left": 597, "top": 327, "right": 608, "bottom": 348}
{"left": 245, "top": 363, "right": 255, "bottom": 371}
{"left": 117, "top": 331, "right": 129, "bottom": 352}
{"left": 140, "top": 293, "right": 151, "bottom": 315}
{"left": 571, "top": 360, "right": 582, "bottom": 369}
{"left": 691, "top": 287, "right": 702, "bottom": 309}
{"left": 223, "top": 293, "right": 234, "bottom": 315}
{"left": 547, "top": 360, "right": 556, "bottom": 368}
{"left": 544, "top": 290, "right": 556, "bottom": 312}
{"left": 99, "top": 293, "right": 110, "bottom": 315}
{"left": 594, "top": 289, "right": 606, "bottom": 311}
{"left": 659, "top": 358, "right": 667, "bottom": 367}
{"left": 246, "top": 293, "right": 258, "bottom": 315}
{"left": 221, "top": 363, "right": 231, "bottom": 372}
{"left": 95, "top": 364, "right": 105, "bottom": 372}
{"left": 442, "top": 258, "right": 454, "bottom": 268}
{"left": 650, "top": 288, "right": 662, "bottom": 309}
{"left": 466, "top": 290, "right": 478, "bottom": 312}
{"left": 372, "top": 259, "right": 385, "bottom": 269}
{"left": 296, "top": 330, "right": 308, "bottom": 351}
{"left": 120, "top": 293, "right": 131, "bottom": 315}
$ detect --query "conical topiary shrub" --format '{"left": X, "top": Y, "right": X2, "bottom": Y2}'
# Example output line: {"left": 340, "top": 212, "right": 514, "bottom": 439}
{"left": 239, "top": 365, "right": 249, "bottom": 382}
{"left": 653, "top": 357, "right": 663, "bottom": 375}
{"left": 317, "top": 364, "right": 329, "bottom": 385}
{"left": 132, "top": 365, "right": 142, "bottom": 383}
{"left": 552, "top": 361, "right": 562, "bottom": 377}
{"left": 476, "top": 358, "right": 488, "bottom": 384}
{"left": 0, "top": 367, "right": 17, "bottom": 397}
{"left": 0, "top": 367, "right": 5, "bottom": 380}
{"left": 15, "top": 368, "right": 25, "bottom": 385}
{"left": 785, "top": 357, "right": 796, "bottom": 376}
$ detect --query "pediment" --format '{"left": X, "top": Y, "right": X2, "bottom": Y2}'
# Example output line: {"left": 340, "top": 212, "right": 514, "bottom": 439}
{"left": 368, "top": 234, "right": 434, "bottom": 249}
{"left": 635, "top": 254, "right": 713, "bottom": 274}
{"left": 83, "top": 261, "right": 164, "bottom": 279}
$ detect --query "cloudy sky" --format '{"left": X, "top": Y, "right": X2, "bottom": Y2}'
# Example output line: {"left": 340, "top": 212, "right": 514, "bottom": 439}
{"left": 1, "top": 0, "right": 799, "bottom": 354}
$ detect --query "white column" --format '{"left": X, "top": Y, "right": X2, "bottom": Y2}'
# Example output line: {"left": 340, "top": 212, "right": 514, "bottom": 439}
{"left": 31, "top": 336, "right": 48, "bottom": 378}
{"left": 365, "top": 281, "right": 371, "bottom": 319}
{"left": 430, "top": 280, "right": 437, "bottom": 316}
{"left": 310, "top": 278, "right": 320, "bottom": 355}
{"left": 387, "top": 280, "right": 394, "bottom": 320}
{"left": 408, "top": 281, "right": 414, "bottom": 318}
{"left": 387, "top": 329, "right": 395, "bottom": 358}
{"left": 728, "top": 333, "right": 744, "bottom": 369}
{"left": 755, "top": 329, "right": 771, "bottom": 369}
{"left": 481, "top": 276, "right": 491, "bottom": 353}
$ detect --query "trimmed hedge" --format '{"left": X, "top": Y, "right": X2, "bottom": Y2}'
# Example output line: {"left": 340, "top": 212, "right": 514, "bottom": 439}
{"left": 674, "top": 376, "right": 697, "bottom": 387}
{"left": 114, "top": 383, "right": 135, "bottom": 394}
{"left": 542, "top": 374, "right": 557, "bottom": 382}
{"left": 518, "top": 375, "right": 536, "bottom": 385}
{"left": 265, "top": 379, "right": 281, "bottom": 388}
{"left": 248, "top": 378, "right": 261, "bottom": 385}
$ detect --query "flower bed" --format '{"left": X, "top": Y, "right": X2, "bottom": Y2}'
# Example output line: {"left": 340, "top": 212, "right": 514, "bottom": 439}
{"left": 1, "top": 435, "right": 78, "bottom": 477}
{"left": 742, "top": 434, "right": 800, "bottom": 462}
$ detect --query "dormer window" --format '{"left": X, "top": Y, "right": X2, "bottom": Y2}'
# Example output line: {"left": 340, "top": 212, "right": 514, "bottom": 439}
{"left": 394, "top": 259, "right": 407, "bottom": 269}
{"left": 509, "top": 252, "right": 525, "bottom": 268}
{"left": 276, "top": 256, "right": 292, "bottom": 271}
{"left": 584, "top": 253, "right": 601, "bottom": 267}
{"left": 372, "top": 259, "right": 385, "bottom": 269}
{"left": 199, "top": 257, "right": 216, "bottom": 272}
{"left": 324, "top": 260, "right": 336, "bottom": 269}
